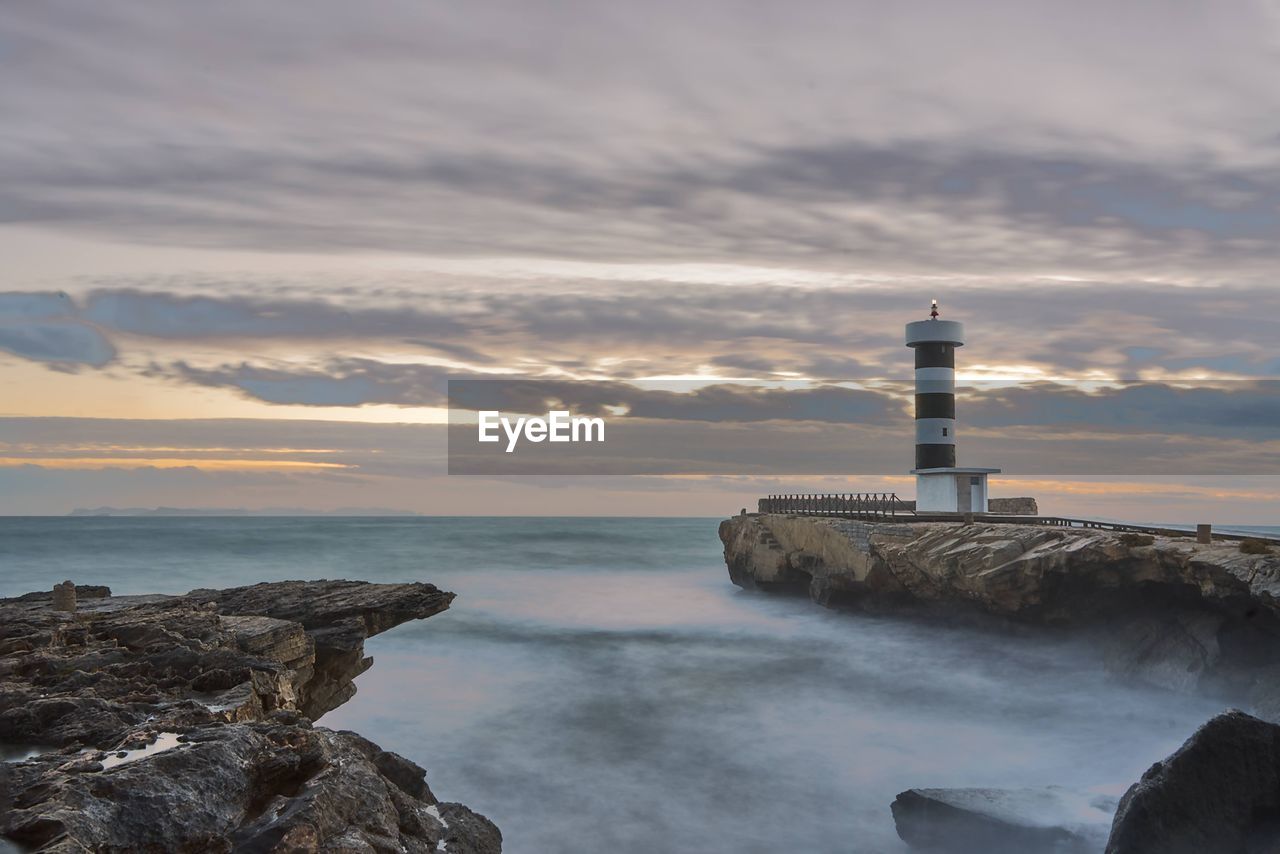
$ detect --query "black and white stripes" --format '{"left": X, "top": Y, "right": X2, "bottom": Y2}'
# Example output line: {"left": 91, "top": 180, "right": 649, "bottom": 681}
{"left": 904, "top": 317, "right": 965, "bottom": 471}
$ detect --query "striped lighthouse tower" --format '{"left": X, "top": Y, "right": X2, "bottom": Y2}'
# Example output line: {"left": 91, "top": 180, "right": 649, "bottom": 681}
{"left": 905, "top": 301, "right": 998, "bottom": 513}
{"left": 906, "top": 299, "right": 961, "bottom": 469}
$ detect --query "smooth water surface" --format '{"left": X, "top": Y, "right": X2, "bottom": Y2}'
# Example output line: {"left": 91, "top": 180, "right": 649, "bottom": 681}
{"left": 0, "top": 517, "right": 1234, "bottom": 853}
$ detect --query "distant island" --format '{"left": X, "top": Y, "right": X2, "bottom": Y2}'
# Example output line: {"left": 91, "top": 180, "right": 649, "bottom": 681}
{"left": 67, "top": 506, "right": 424, "bottom": 517}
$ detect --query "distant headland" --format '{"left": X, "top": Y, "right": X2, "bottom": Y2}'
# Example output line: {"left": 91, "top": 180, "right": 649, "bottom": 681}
{"left": 66, "top": 506, "right": 424, "bottom": 517}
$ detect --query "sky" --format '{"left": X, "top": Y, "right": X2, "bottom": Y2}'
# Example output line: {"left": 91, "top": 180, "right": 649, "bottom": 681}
{"left": 2, "top": 0, "right": 1280, "bottom": 519}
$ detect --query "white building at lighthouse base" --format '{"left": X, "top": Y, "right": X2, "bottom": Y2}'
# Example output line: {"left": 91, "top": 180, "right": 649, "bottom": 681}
{"left": 912, "top": 467, "right": 1001, "bottom": 513}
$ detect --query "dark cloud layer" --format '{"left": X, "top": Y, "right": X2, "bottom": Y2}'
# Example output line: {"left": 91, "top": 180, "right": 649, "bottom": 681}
{"left": 5, "top": 280, "right": 1280, "bottom": 421}
{"left": 0, "top": 293, "right": 114, "bottom": 366}
{"left": 164, "top": 359, "right": 451, "bottom": 407}
{"left": 11, "top": 282, "right": 1278, "bottom": 386}
{"left": 4, "top": 2, "right": 1280, "bottom": 275}
{"left": 969, "top": 382, "right": 1280, "bottom": 439}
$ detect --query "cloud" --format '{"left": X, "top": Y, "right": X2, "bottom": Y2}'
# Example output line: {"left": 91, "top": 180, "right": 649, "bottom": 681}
{"left": 6, "top": 280, "right": 1280, "bottom": 397}
{"left": 0, "top": 292, "right": 114, "bottom": 365}
{"left": 967, "top": 382, "right": 1280, "bottom": 439}
{"left": 164, "top": 359, "right": 452, "bottom": 406}
{"left": 5, "top": 3, "right": 1280, "bottom": 513}
{"left": 83, "top": 290, "right": 458, "bottom": 341}
{"left": 2, "top": 2, "right": 1280, "bottom": 276}
{"left": 449, "top": 379, "right": 903, "bottom": 424}
{"left": 75, "top": 282, "right": 1280, "bottom": 382}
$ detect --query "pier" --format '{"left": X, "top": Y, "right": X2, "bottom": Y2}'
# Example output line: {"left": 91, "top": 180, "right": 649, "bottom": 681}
{"left": 755, "top": 493, "right": 1280, "bottom": 545}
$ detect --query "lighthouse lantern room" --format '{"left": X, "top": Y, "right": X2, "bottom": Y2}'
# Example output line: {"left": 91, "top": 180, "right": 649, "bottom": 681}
{"left": 905, "top": 301, "right": 1000, "bottom": 513}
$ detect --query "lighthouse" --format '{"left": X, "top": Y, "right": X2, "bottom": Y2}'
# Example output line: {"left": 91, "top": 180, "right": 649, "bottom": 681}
{"left": 905, "top": 301, "right": 999, "bottom": 513}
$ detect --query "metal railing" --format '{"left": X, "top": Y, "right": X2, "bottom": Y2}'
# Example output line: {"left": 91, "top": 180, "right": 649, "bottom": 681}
{"left": 758, "top": 493, "right": 913, "bottom": 519}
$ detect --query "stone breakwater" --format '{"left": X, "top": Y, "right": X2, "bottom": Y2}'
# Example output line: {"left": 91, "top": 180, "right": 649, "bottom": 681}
{"left": 0, "top": 580, "right": 501, "bottom": 854}
{"left": 721, "top": 514, "right": 1280, "bottom": 852}
{"left": 720, "top": 514, "right": 1280, "bottom": 707}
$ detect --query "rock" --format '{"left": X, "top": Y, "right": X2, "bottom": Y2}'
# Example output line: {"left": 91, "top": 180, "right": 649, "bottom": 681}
{"left": 892, "top": 786, "right": 1113, "bottom": 853}
{"left": 988, "top": 497, "right": 1039, "bottom": 515}
{"left": 2, "top": 722, "right": 499, "bottom": 853}
{"left": 1247, "top": 666, "right": 1280, "bottom": 724}
{"left": 1100, "top": 610, "right": 1224, "bottom": 695}
{"left": 8, "top": 586, "right": 110, "bottom": 603}
{"left": 191, "top": 580, "right": 455, "bottom": 718}
{"left": 1105, "top": 710, "right": 1280, "bottom": 854}
{"left": 49, "top": 583, "right": 75, "bottom": 613}
{"left": 438, "top": 803, "right": 504, "bottom": 854}
{"left": 721, "top": 516, "right": 1280, "bottom": 621}
{"left": 720, "top": 515, "right": 1280, "bottom": 697}
{"left": 0, "top": 580, "right": 500, "bottom": 853}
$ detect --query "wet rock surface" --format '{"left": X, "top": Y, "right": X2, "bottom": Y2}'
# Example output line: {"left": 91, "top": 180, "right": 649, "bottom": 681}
{"left": 0, "top": 580, "right": 501, "bottom": 853}
{"left": 892, "top": 786, "right": 1113, "bottom": 854}
{"left": 1105, "top": 710, "right": 1280, "bottom": 854}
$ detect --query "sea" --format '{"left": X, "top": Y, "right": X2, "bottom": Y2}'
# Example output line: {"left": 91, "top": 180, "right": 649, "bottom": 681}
{"left": 2, "top": 516, "right": 1272, "bottom": 853}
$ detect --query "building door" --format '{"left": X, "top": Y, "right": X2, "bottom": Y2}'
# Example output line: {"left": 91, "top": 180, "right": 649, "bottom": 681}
{"left": 955, "top": 475, "right": 972, "bottom": 513}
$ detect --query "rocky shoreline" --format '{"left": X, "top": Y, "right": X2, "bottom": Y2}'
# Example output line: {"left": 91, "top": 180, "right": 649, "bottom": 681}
{"left": 721, "top": 513, "right": 1280, "bottom": 703}
{"left": 0, "top": 580, "right": 501, "bottom": 853}
{"left": 720, "top": 513, "right": 1280, "bottom": 853}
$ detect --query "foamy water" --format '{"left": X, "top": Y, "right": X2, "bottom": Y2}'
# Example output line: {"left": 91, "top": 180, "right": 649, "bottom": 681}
{"left": 0, "top": 517, "right": 1231, "bottom": 853}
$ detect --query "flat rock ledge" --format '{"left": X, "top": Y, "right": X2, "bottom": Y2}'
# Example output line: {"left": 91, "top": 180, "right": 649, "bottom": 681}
{"left": 720, "top": 514, "right": 1280, "bottom": 703}
{"left": 0, "top": 580, "right": 501, "bottom": 854}
{"left": 891, "top": 786, "right": 1113, "bottom": 853}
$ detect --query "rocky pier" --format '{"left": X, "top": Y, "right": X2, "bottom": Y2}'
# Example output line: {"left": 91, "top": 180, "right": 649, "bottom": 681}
{"left": 721, "top": 513, "right": 1280, "bottom": 702}
{"left": 721, "top": 513, "right": 1280, "bottom": 852}
{"left": 0, "top": 580, "right": 501, "bottom": 853}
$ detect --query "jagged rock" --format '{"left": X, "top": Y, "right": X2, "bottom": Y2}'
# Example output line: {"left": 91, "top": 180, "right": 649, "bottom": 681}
{"left": 1105, "top": 710, "right": 1280, "bottom": 854}
{"left": 1247, "top": 666, "right": 1280, "bottom": 724}
{"left": 720, "top": 515, "right": 1280, "bottom": 698}
{"left": 0, "top": 580, "right": 500, "bottom": 853}
{"left": 892, "top": 786, "right": 1113, "bottom": 853}
{"left": 2, "top": 721, "right": 499, "bottom": 854}
{"left": 437, "top": 803, "right": 504, "bottom": 854}
{"left": 191, "top": 580, "right": 455, "bottom": 718}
